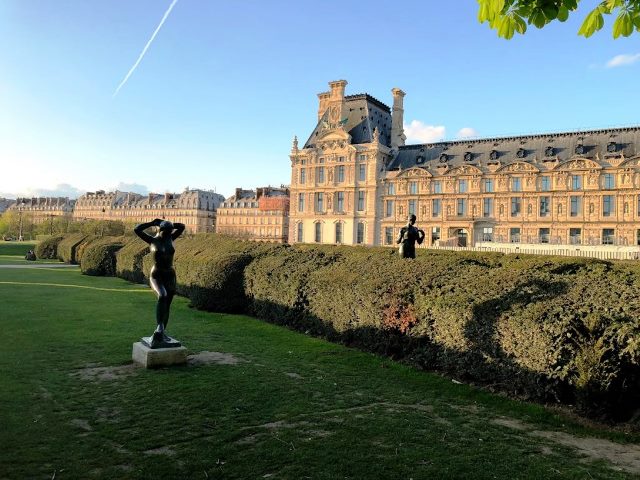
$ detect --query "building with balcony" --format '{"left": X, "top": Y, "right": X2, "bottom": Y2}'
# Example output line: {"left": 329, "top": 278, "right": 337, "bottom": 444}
{"left": 216, "top": 186, "right": 290, "bottom": 243}
{"left": 290, "top": 80, "right": 640, "bottom": 256}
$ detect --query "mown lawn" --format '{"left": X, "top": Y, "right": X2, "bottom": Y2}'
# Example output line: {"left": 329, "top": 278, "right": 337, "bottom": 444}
{"left": 1, "top": 256, "right": 639, "bottom": 480}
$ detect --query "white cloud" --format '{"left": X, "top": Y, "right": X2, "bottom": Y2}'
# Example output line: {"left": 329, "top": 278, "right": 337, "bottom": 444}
{"left": 605, "top": 53, "right": 640, "bottom": 68}
{"left": 404, "top": 120, "right": 446, "bottom": 144}
{"left": 113, "top": 182, "right": 150, "bottom": 195}
{"left": 24, "top": 184, "right": 85, "bottom": 199}
{"left": 456, "top": 127, "right": 479, "bottom": 139}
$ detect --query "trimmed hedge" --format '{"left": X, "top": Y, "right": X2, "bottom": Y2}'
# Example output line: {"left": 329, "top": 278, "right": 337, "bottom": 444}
{"left": 57, "top": 233, "right": 89, "bottom": 264}
{"left": 53, "top": 232, "right": 640, "bottom": 422}
{"left": 80, "top": 237, "right": 126, "bottom": 276}
{"left": 35, "top": 236, "right": 64, "bottom": 259}
{"left": 115, "top": 237, "right": 150, "bottom": 283}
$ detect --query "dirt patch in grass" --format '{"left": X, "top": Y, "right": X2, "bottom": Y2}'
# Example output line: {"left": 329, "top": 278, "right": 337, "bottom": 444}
{"left": 491, "top": 417, "right": 640, "bottom": 474}
{"left": 187, "top": 351, "right": 245, "bottom": 366}
{"left": 144, "top": 446, "right": 176, "bottom": 456}
{"left": 70, "top": 418, "right": 92, "bottom": 431}
{"left": 71, "top": 363, "right": 137, "bottom": 381}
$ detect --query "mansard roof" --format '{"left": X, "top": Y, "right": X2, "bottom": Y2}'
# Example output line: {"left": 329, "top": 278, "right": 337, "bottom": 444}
{"left": 304, "top": 94, "right": 393, "bottom": 149}
{"left": 388, "top": 126, "right": 640, "bottom": 173}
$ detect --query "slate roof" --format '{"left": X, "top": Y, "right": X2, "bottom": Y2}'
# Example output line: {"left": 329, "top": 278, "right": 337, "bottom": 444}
{"left": 304, "top": 94, "right": 393, "bottom": 149}
{"left": 387, "top": 127, "right": 640, "bottom": 173}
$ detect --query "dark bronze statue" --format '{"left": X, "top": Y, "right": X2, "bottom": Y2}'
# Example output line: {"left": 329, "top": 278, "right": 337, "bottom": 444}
{"left": 397, "top": 214, "right": 425, "bottom": 258}
{"left": 135, "top": 218, "right": 185, "bottom": 348}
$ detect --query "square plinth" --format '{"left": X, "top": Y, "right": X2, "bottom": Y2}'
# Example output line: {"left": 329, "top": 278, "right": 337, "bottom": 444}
{"left": 132, "top": 342, "right": 187, "bottom": 368}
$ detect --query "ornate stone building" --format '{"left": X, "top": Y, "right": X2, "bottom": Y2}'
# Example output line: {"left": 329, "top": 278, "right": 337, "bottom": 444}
{"left": 216, "top": 186, "right": 290, "bottom": 243}
{"left": 74, "top": 189, "right": 224, "bottom": 233}
{"left": 8, "top": 197, "right": 75, "bottom": 223}
{"left": 290, "top": 80, "right": 640, "bottom": 253}
{"left": 0, "top": 198, "right": 15, "bottom": 214}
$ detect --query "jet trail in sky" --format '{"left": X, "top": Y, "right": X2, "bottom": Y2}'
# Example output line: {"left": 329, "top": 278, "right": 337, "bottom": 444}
{"left": 112, "top": 0, "right": 179, "bottom": 98}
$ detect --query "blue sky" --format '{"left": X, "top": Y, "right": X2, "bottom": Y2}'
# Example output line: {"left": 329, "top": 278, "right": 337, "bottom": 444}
{"left": 1, "top": 0, "right": 639, "bottom": 199}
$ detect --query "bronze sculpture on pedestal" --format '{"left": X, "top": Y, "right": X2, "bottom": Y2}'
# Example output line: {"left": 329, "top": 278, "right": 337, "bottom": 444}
{"left": 134, "top": 218, "right": 185, "bottom": 348}
{"left": 397, "top": 214, "right": 425, "bottom": 259}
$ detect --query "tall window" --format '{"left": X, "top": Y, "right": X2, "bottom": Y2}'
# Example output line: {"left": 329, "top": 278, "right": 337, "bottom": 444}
{"left": 512, "top": 177, "right": 522, "bottom": 192}
{"left": 315, "top": 192, "right": 324, "bottom": 213}
{"left": 510, "top": 227, "right": 521, "bottom": 243}
{"left": 458, "top": 179, "right": 468, "bottom": 193}
{"left": 603, "top": 195, "right": 614, "bottom": 217}
{"left": 602, "top": 228, "right": 615, "bottom": 245}
{"left": 570, "top": 228, "right": 581, "bottom": 245}
{"left": 511, "top": 197, "right": 521, "bottom": 216}
{"left": 408, "top": 199, "right": 416, "bottom": 216}
{"left": 603, "top": 173, "right": 615, "bottom": 189}
{"left": 385, "top": 200, "right": 394, "bottom": 217}
{"left": 386, "top": 183, "right": 395, "bottom": 195}
{"left": 539, "top": 228, "right": 550, "bottom": 244}
{"left": 539, "top": 196, "right": 550, "bottom": 216}
{"left": 483, "top": 198, "right": 493, "bottom": 217}
{"left": 297, "top": 223, "right": 303, "bottom": 242}
{"left": 384, "top": 227, "right": 393, "bottom": 245}
{"left": 298, "top": 193, "right": 305, "bottom": 212}
{"left": 482, "top": 227, "right": 493, "bottom": 242}
{"left": 337, "top": 165, "right": 345, "bottom": 183}
{"left": 409, "top": 181, "right": 418, "bottom": 195}
{"left": 484, "top": 179, "right": 493, "bottom": 193}
{"left": 356, "top": 222, "right": 365, "bottom": 244}
{"left": 431, "top": 227, "right": 441, "bottom": 245}
{"left": 540, "top": 176, "right": 551, "bottom": 192}
{"left": 317, "top": 166, "right": 325, "bottom": 183}
{"left": 433, "top": 181, "right": 442, "bottom": 194}
{"left": 336, "top": 192, "right": 344, "bottom": 212}
{"left": 457, "top": 198, "right": 466, "bottom": 216}
{"left": 432, "top": 199, "right": 441, "bottom": 217}
{"left": 357, "top": 191, "right": 365, "bottom": 211}
{"left": 358, "top": 164, "right": 366, "bottom": 182}
{"left": 300, "top": 168, "right": 306, "bottom": 184}
{"left": 571, "top": 175, "right": 582, "bottom": 190}
{"left": 570, "top": 196, "right": 581, "bottom": 217}
{"left": 335, "top": 222, "right": 343, "bottom": 244}
{"left": 314, "top": 222, "right": 322, "bottom": 243}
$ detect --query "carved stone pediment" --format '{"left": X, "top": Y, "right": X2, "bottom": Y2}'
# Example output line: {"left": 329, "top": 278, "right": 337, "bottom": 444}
{"left": 316, "top": 129, "right": 352, "bottom": 151}
{"left": 396, "top": 167, "right": 432, "bottom": 178}
{"left": 446, "top": 165, "right": 483, "bottom": 176}
{"left": 618, "top": 156, "right": 640, "bottom": 169}
{"left": 554, "top": 158, "right": 602, "bottom": 171}
{"left": 496, "top": 162, "right": 539, "bottom": 174}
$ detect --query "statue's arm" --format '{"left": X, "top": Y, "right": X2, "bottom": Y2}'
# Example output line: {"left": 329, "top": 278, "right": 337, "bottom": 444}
{"left": 417, "top": 229, "right": 426, "bottom": 245}
{"left": 134, "top": 219, "right": 160, "bottom": 244}
{"left": 396, "top": 227, "right": 406, "bottom": 244}
{"left": 171, "top": 223, "right": 186, "bottom": 240}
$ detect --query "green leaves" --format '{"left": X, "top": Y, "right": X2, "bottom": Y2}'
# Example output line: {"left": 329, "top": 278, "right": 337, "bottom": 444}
{"left": 478, "top": 0, "right": 640, "bottom": 39}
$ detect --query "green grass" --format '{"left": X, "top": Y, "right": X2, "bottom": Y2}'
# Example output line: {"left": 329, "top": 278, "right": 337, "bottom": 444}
{"left": 0, "top": 240, "right": 37, "bottom": 256}
{"left": 1, "top": 255, "right": 639, "bottom": 479}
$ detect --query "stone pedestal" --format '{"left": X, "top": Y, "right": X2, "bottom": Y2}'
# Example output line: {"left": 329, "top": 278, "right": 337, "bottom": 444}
{"left": 132, "top": 342, "right": 187, "bottom": 368}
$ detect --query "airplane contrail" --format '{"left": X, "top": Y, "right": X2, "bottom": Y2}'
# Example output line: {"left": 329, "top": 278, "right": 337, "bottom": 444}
{"left": 112, "top": 0, "right": 179, "bottom": 98}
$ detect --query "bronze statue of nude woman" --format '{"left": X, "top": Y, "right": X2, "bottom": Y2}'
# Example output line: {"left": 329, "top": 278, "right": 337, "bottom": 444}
{"left": 134, "top": 218, "right": 185, "bottom": 348}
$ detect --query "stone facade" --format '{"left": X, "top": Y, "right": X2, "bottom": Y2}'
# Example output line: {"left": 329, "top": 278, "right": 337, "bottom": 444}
{"left": 290, "top": 80, "right": 640, "bottom": 251}
{"left": 7, "top": 197, "right": 75, "bottom": 223}
{"left": 216, "top": 186, "right": 290, "bottom": 243}
{"left": 73, "top": 189, "right": 224, "bottom": 234}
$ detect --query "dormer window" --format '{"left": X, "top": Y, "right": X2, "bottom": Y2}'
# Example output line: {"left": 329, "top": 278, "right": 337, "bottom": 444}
{"left": 464, "top": 152, "right": 473, "bottom": 162}
{"left": 607, "top": 141, "right": 618, "bottom": 153}
{"left": 516, "top": 148, "right": 526, "bottom": 159}
{"left": 489, "top": 150, "right": 499, "bottom": 161}
{"left": 545, "top": 146, "right": 555, "bottom": 157}
{"left": 439, "top": 153, "right": 448, "bottom": 163}
{"left": 416, "top": 155, "right": 425, "bottom": 164}
{"left": 575, "top": 144, "right": 585, "bottom": 155}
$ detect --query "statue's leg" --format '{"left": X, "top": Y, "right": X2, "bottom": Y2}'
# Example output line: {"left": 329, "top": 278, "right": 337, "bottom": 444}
{"left": 149, "top": 277, "right": 168, "bottom": 333}
{"left": 162, "top": 271, "right": 177, "bottom": 330}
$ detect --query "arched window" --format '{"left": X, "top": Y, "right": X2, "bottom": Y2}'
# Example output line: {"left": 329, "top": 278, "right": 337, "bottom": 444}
{"left": 356, "top": 222, "right": 365, "bottom": 244}
{"left": 297, "top": 223, "right": 303, "bottom": 242}
{"left": 335, "top": 222, "right": 343, "bottom": 244}
{"left": 314, "top": 222, "right": 322, "bottom": 243}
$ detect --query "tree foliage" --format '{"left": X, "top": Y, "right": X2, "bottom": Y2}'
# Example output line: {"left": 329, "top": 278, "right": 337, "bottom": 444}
{"left": 478, "top": 0, "right": 640, "bottom": 39}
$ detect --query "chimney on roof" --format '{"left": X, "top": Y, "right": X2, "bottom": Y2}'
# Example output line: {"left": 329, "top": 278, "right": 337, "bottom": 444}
{"left": 317, "top": 92, "right": 330, "bottom": 120}
{"left": 391, "top": 87, "right": 406, "bottom": 149}
{"left": 235, "top": 188, "right": 242, "bottom": 199}
{"left": 164, "top": 193, "right": 171, "bottom": 204}
{"left": 148, "top": 193, "right": 154, "bottom": 204}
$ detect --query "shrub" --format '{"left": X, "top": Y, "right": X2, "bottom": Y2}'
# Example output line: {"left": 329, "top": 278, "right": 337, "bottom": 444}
{"left": 35, "top": 236, "right": 64, "bottom": 259}
{"left": 80, "top": 236, "right": 125, "bottom": 276}
{"left": 57, "top": 233, "right": 89, "bottom": 264}
{"left": 115, "top": 237, "right": 149, "bottom": 283}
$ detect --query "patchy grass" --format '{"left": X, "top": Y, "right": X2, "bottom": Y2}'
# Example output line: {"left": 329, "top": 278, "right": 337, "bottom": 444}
{"left": 1, "top": 257, "right": 639, "bottom": 479}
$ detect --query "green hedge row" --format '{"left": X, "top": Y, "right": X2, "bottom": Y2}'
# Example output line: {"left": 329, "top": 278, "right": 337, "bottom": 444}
{"left": 115, "top": 237, "right": 150, "bottom": 283}
{"left": 35, "top": 236, "right": 64, "bottom": 259}
{"left": 80, "top": 237, "right": 126, "bottom": 276}
{"left": 57, "top": 233, "right": 89, "bottom": 264}
{"left": 55, "top": 233, "right": 640, "bottom": 422}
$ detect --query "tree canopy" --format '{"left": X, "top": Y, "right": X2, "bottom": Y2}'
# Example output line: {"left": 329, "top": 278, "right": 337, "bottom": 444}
{"left": 477, "top": 0, "right": 640, "bottom": 39}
